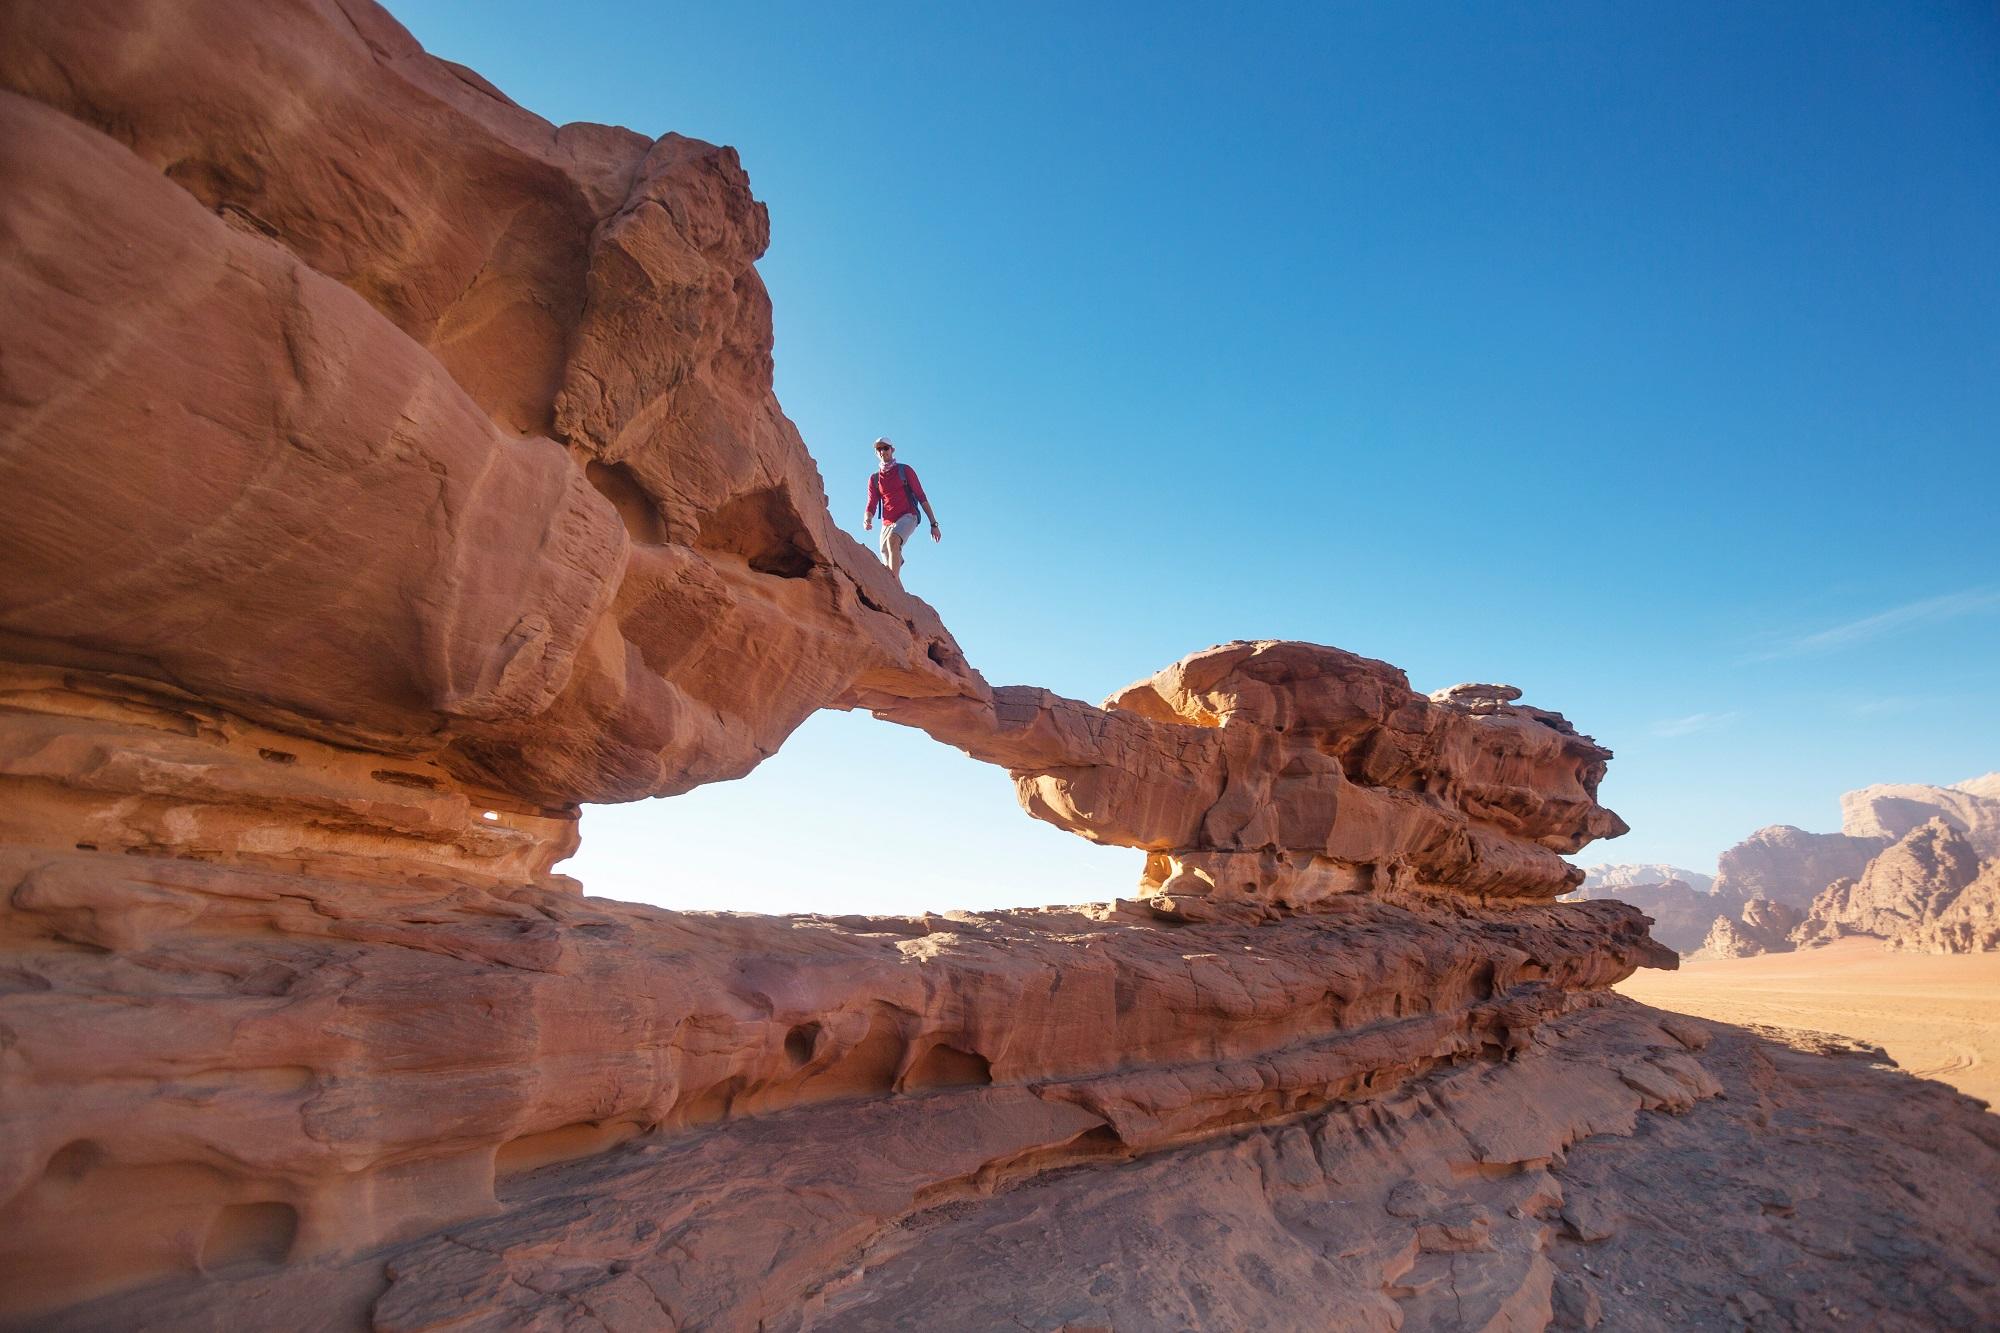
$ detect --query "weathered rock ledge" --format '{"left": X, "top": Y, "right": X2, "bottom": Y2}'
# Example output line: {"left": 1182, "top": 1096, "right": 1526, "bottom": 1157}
{"left": 0, "top": 845, "right": 1664, "bottom": 1318}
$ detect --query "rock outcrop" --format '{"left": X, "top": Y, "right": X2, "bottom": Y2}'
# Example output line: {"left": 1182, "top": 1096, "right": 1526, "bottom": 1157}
{"left": 1899, "top": 859, "right": 2000, "bottom": 953}
{"left": 0, "top": 0, "right": 978, "bottom": 821}
{"left": 1, "top": 3, "right": 1996, "bottom": 1329}
{"left": 1690, "top": 898, "right": 1803, "bottom": 960}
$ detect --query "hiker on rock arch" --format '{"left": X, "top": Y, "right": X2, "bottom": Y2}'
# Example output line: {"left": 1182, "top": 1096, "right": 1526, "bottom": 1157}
{"left": 861, "top": 436, "right": 940, "bottom": 579}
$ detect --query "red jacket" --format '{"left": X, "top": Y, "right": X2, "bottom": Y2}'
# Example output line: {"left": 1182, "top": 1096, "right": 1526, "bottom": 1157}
{"left": 866, "top": 463, "right": 928, "bottom": 524}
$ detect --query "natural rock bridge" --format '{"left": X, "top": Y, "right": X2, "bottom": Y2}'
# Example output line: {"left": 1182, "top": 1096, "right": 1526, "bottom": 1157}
{"left": 1, "top": 2, "right": 1994, "bottom": 1328}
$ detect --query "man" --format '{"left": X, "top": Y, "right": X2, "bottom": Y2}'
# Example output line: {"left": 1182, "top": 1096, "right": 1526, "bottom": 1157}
{"left": 861, "top": 437, "right": 941, "bottom": 579}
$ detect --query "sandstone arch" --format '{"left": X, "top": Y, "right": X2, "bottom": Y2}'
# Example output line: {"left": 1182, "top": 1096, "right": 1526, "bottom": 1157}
{"left": 0, "top": 4, "right": 1993, "bottom": 1327}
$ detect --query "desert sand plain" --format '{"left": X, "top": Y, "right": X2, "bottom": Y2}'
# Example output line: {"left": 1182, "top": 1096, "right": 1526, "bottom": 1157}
{"left": 1619, "top": 937, "right": 2000, "bottom": 1106}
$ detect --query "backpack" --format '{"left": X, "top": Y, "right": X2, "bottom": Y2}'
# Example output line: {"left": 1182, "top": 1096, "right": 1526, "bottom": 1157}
{"left": 888, "top": 462, "right": 921, "bottom": 517}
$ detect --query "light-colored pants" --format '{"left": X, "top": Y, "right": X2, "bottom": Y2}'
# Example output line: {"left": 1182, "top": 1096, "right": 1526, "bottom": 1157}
{"left": 878, "top": 511, "right": 920, "bottom": 565}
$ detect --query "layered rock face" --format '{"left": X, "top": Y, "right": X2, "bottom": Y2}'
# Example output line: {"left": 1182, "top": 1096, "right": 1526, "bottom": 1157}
{"left": 0, "top": 0, "right": 978, "bottom": 822}
{"left": 2, "top": 858, "right": 1669, "bottom": 1324}
{"left": 2, "top": 4, "right": 1997, "bottom": 1330}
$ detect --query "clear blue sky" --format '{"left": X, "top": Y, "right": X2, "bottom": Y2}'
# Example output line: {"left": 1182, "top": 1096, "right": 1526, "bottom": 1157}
{"left": 391, "top": 1, "right": 1999, "bottom": 913}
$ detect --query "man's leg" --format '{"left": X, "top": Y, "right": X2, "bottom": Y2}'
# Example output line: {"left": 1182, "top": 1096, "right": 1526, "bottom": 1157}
{"left": 885, "top": 514, "right": 918, "bottom": 578}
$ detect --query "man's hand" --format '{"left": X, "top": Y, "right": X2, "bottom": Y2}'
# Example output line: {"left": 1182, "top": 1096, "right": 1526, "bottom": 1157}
{"left": 863, "top": 517, "right": 873, "bottom": 531}
{"left": 930, "top": 521, "right": 942, "bottom": 543}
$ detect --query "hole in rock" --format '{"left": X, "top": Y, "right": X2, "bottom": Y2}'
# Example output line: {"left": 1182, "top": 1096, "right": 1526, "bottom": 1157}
{"left": 675, "top": 1075, "right": 748, "bottom": 1126}
{"left": 495, "top": 1121, "right": 643, "bottom": 1184}
{"left": 901, "top": 1042, "right": 993, "bottom": 1091}
{"left": 257, "top": 748, "right": 296, "bottom": 765}
{"left": 372, "top": 769, "right": 442, "bottom": 791}
{"left": 73, "top": 842, "right": 97, "bottom": 852}
{"left": 586, "top": 459, "right": 670, "bottom": 544}
{"left": 199, "top": 1201, "right": 298, "bottom": 1271}
{"left": 795, "top": 1009, "right": 907, "bottom": 1101}
{"left": 784, "top": 1022, "right": 822, "bottom": 1067}
{"left": 44, "top": 1140, "right": 105, "bottom": 1184}
{"left": 559, "top": 708, "right": 1129, "bottom": 915}
{"left": 693, "top": 485, "right": 817, "bottom": 578}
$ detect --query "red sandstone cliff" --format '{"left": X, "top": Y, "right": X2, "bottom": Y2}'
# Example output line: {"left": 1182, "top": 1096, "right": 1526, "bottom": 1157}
{"left": 1, "top": 3, "right": 1996, "bottom": 1330}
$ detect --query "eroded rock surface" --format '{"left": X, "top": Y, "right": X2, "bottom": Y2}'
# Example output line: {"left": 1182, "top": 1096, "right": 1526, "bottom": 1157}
{"left": 1, "top": 3, "right": 1997, "bottom": 1329}
{"left": 27, "top": 998, "right": 1999, "bottom": 1333}
{"left": 0, "top": 855, "right": 1665, "bottom": 1321}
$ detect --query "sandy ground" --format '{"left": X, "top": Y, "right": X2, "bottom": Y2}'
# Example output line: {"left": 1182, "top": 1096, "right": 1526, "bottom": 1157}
{"left": 1618, "top": 938, "right": 2000, "bottom": 1108}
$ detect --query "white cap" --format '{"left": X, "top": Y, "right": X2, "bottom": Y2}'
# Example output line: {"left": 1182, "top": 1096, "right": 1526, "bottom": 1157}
{"left": 873, "top": 436, "right": 894, "bottom": 448}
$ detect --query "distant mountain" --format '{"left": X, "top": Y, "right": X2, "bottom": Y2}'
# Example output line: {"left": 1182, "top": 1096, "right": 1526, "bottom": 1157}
{"left": 1578, "top": 863, "right": 1716, "bottom": 894}
{"left": 1619, "top": 774, "right": 2000, "bottom": 960}
{"left": 1841, "top": 775, "right": 2000, "bottom": 855}
{"left": 1568, "top": 878, "right": 1741, "bottom": 952}
{"left": 1952, "top": 772, "right": 2000, "bottom": 801}
{"left": 1795, "top": 820, "right": 2000, "bottom": 954}
{"left": 1688, "top": 776, "right": 2000, "bottom": 959}
{"left": 1711, "top": 825, "right": 1886, "bottom": 908}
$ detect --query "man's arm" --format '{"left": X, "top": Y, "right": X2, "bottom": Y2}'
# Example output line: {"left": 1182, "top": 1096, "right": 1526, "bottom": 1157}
{"left": 908, "top": 468, "right": 941, "bottom": 539}
{"left": 862, "top": 475, "right": 879, "bottom": 529}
